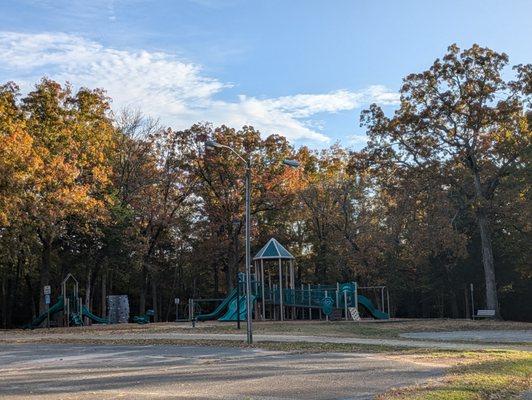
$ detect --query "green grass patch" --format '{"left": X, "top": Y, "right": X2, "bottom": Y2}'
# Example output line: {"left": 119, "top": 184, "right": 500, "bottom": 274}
{"left": 378, "top": 350, "right": 532, "bottom": 399}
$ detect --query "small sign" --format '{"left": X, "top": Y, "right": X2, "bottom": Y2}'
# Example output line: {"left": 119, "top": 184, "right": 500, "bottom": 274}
{"left": 349, "top": 307, "right": 361, "bottom": 321}
{"left": 44, "top": 294, "right": 51, "bottom": 305}
{"left": 43, "top": 285, "right": 51, "bottom": 295}
{"left": 174, "top": 298, "right": 180, "bottom": 305}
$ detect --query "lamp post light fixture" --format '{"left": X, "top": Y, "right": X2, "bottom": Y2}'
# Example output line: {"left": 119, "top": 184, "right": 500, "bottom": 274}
{"left": 205, "top": 139, "right": 299, "bottom": 344}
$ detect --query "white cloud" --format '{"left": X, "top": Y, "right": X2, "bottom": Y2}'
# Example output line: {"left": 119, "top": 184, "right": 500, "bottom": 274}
{"left": 0, "top": 32, "right": 399, "bottom": 143}
{"left": 347, "top": 134, "right": 370, "bottom": 146}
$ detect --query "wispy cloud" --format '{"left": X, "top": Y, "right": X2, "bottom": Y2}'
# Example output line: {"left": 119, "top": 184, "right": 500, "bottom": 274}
{"left": 0, "top": 32, "right": 399, "bottom": 143}
{"left": 347, "top": 134, "right": 370, "bottom": 146}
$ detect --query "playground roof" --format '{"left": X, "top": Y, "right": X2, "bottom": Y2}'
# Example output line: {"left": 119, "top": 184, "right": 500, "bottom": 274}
{"left": 253, "top": 238, "right": 294, "bottom": 260}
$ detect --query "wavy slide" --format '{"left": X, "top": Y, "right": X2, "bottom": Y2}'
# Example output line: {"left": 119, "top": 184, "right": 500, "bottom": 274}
{"left": 195, "top": 288, "right": 238, "bottom": 321}
{"left": 82, "top": 305, "right": 109, "bottom": 324}
{"left": 25, "top": 296, "right": 108, "bottom": 328}
{"left": 25, "top": 297, "right": 65, "bottom": 329}
{"left": 357, "top": 295, "right": 389, "bottom": 319}
{"left": 218, "top": 295, "right": 255, "bottom": 321}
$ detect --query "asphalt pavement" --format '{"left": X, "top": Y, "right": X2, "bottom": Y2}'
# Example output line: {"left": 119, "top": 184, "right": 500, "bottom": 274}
{"left": 0, "top": 343, "right": 444, "bottom": 399}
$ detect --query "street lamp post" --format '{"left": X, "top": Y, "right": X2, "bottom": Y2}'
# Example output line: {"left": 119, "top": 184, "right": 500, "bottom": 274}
{"left": 244, "top": 159, "right": 252, "bottom": 343}
{"left": 205, "top": 140, "right": 299, "bottom": 344}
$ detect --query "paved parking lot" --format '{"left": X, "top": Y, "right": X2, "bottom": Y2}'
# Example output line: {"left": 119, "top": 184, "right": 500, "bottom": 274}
{"left": 0, "top": 344, "right": 444, "bottom": 399}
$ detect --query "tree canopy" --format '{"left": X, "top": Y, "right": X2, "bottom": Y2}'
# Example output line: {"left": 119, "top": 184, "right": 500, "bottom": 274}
{"left": 1, "top": 45, "right": 530, "bottom": 327}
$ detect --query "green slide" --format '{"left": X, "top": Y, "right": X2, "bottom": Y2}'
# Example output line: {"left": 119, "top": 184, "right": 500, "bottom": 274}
{"left": 218, "top": 295, "right": 255, "bottom": 321}
{"left": 357, "top": 294, "right": 389, "bottom": 319}
{"left": 196, "top": 288, "right": 238, "bottom": 321}
{"left": 25, "top": 297, "right": 65, "bottom": 329}
{"left": 82, "top": 305, "right": 108, "bottom": 324}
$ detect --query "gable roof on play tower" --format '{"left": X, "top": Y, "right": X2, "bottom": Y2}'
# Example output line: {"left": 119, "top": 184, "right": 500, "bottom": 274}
{"left": 253, "top": 238, "right": 294, "bottom": 260}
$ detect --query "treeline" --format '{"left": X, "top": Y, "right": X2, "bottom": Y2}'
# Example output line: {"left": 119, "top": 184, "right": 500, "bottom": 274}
{"left": 1, "top": 44, "right": 530, "bottom": 327}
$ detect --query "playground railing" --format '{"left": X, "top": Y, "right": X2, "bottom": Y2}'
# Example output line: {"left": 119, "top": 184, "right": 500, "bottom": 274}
{"left": 263, "top": 286, "right": 357, "bottom": 309}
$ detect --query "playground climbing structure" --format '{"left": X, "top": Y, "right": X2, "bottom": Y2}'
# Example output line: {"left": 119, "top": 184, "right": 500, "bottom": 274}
{"left": 195, "top": 238, "right": 390, "bottom": 322}
{"left": 26, "top": 273, "right": 108, "bottom": 329}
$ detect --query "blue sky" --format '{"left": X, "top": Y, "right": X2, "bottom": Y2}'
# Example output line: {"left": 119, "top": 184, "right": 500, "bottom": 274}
{"left": 0, "top": 0, "right": 530, "bottom": 148}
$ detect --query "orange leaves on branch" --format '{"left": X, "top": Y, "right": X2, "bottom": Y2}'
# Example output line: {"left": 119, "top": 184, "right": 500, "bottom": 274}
{"left": 0, "top": 79, "right": 117, "bottom": 237}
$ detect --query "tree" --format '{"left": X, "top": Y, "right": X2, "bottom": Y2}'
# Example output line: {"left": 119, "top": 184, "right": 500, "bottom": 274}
{"left": 21, "top": 79, "right": 117, "bottom": 313}
{"left": 362, "top": 44, "right": 531, "bottom": 316}
{"left": 115, "top": 111, "right": 196, "bottom": 318}
{"left": 180, "top": 124, "right": 297, "bottom": 291}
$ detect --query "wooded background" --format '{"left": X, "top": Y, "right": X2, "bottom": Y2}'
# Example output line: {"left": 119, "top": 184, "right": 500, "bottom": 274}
{"left": 1, "top": 44, "right": 530, "bottom": 327}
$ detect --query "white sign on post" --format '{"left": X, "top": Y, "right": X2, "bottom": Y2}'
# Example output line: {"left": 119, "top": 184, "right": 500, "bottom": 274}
{"left": 45, "top": 294, "right": 51, "bottom": 305}
{"left": 43, "top": 285, "right": 51, "bottom": 295}
{"left": 349, "top": 307, "right": 361, "bottom": 321}
{"left": 174, "top": 298, "right": 180, "bottom": 305}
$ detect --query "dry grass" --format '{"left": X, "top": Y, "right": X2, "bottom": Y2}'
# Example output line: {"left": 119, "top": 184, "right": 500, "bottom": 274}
{"left": 3, "top": 336, "right": 403, "bottom": 353}
{"left": 6, "top": 318, "right": 530, "bottom": 340}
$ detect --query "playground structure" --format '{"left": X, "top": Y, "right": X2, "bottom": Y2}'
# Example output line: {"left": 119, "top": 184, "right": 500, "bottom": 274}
{"left": 26, "top": 273, "right": 108, "bottom": 329}
{"left": 195, "top": 238, "right": 390, "bottom": 322}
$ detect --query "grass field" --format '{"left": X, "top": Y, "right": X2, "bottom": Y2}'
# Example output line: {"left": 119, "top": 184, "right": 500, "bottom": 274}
{"left": 378, "top": 350, "right": 532, "bottom": 399}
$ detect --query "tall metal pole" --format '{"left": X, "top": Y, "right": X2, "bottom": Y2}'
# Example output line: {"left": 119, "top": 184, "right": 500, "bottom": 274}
{"left": 205, "top": 141, "right": 300, "bottom": 344}
{"left": 245, "top": 161, "right": 253, "bottom": 344}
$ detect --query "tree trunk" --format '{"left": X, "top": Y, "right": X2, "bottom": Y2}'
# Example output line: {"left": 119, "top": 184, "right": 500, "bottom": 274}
{"left": 444, "top": 264, "right": 459, "bottom": 318}
{"left": 1, "top": 278, "right": 6, "bottom": 328}
{"left": 139, "top": 264, "right": 147, "bottom": 314}
{"left": 477, "top": 211, "right": 499, "bottom": 316}
{"left": 449, "top": 288, "right": 459, "bottom": 319}
{"left": 151, "top": 277, "right": 158, "bottom": 322}
{"left": 6, "top": 259, "right": 22, "bottom": 327}
{"left": 85, "top": 267, "right": 92, "bottom": 325}
{"left": 39, "top": 235, "right": 52, "bottom": 314}
{"left": 213, "top": 263, "right": 219, "bottom": 296}
{"left": 464, "top": 286, "right": 471, "bottom": 319}
{"left": 101, "top": 270, "right": 107, "bottom": 318}
{"left": 472, "top": 171, "right": 500, "bottom": 317}
{"left": 24, "top": 274, "right": 37, "bottom": 319}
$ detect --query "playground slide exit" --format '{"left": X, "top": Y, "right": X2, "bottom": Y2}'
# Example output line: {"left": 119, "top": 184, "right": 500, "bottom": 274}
{"left": 195, "top": 288, "right": 238, "bottom": 321}
{"left": 26, "top": 297, "right": 65, "bottom": 329}
{"left": 218, "top": 295, "right": 256, "bottom": 321}
{"left": 26, "top": 296, "right": 108, "bottom": 328}
{"left": 357, "top": 295, "right": 389, "bottom": 319}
